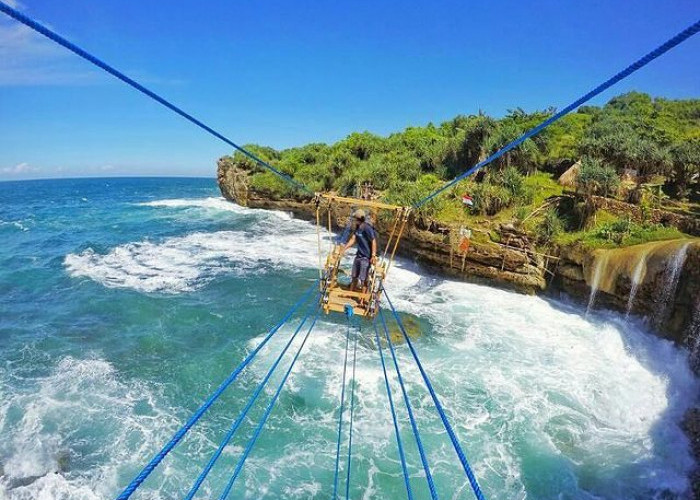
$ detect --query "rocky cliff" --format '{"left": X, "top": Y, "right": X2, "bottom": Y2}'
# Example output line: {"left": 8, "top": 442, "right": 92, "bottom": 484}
{"left": 553, "top": 239, "right": 700, "bottom": 360}
{"left": 218, "top": 157, "right": 549, "bottom": 293}
{"left": 218, "top": 157, "right": 699, "bottom": 353}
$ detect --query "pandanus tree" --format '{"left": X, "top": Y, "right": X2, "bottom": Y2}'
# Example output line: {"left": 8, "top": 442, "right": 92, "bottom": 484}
{"left": 442, "top": 114, "right": 497, "bottom": 178}
{"left": 577, "top": 157, "right": 620, "bottom": 198}
{"left": 484, "top": 120, "right": 540, "bottom": 174}
{"left": 576, "top": 156, "right": 621, "bottom": 227}
{"left": 669, "top": 138, "right": 700, "bottom": 200}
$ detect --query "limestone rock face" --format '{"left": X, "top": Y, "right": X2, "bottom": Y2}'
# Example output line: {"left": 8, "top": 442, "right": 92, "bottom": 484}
{"left": 553, "top": 239, "right": 700, "bottom": 348}
{"left": 216, "top": 156, "right": 547, "bottom": 293}
{"left": 217, "top": 156, "right": 699, "bottom": 348}
{"left": 217, "top": 157, "right": 249, "bottom": 206}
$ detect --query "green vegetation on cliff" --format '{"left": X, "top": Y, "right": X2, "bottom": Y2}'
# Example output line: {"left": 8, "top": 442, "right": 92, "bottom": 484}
{"left": 220, "top": 92, "right": 700, "bottom": 249}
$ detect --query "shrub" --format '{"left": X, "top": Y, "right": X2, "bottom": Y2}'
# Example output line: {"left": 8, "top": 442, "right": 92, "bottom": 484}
{"left": 594, "top": 217, "right": 633, "bottom": 244}
{"left": 471, "top": 181, "right": 513, "bottom": 216}
{"left": 501, "top": 166, "right": 525, "bottom": 197}
{"left": 669, "top": 138, "right": 700, "bottom": 200}
{"left": 577, "top": 157, "right": 620, "bottom": 197}
{"left": 537, "top": 207, "right": 563, "bottom": 242}
{"left": 514, "top": 206, "right": 529, "bottom": 223}
{"left": 249, "top": 172, "right": 294, "bottom": 198}
{"left": 385, "top": 174, "right": 447, "bottom": 217}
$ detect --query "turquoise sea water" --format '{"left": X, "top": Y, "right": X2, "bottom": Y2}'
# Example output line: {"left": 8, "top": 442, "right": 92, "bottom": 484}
{"left": 0, "top": 177, "right": 697, "bottom": 499}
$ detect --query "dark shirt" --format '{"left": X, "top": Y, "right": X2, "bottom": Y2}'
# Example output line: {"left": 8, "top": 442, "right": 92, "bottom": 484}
{"left": 354, "top": 222, "right": 376, "bottom": 259}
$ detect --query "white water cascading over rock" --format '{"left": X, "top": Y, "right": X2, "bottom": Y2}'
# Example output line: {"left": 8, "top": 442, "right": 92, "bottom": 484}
{"left": 625, "top": 246, "right": 654, "bottom": 318}
{"left": 582, "top": 238, "right": 700, "bottom": 344}
{"left": 586, "top": 252, "right": 610, "bottom": 315}
{"left": 655, "top": 241, "right": 691, "bottom": 324}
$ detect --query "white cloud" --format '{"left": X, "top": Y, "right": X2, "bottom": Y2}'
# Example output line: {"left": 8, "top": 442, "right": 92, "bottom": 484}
{"left": 1, "top": 162, "right": 39, "bottom": 175}
{"left": 0, "top": 12, "right": 182, "bottom": 87}
{"left": 0, "top": 9, "right": 100, "bottom": 86}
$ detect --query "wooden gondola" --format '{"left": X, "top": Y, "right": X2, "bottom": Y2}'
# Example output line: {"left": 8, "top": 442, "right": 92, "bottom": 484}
{"left": 314, "top": 193, "right": 410, "bottom": 318}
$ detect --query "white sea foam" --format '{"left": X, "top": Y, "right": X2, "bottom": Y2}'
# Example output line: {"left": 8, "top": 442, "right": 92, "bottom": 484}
{"left": 67, "top": 196, "right": 421, "bottom": 295}
{"left": 3, "top": 280, "right": 696, "bottom": 497}
{"left": 0, "top": 220, "right": 29, "bottom": 232}
{"left": 0, "top": 356, "right": 206, "bottom": 500}
{"left": 64, "top": 228, "right": 325, "bottom": 293}
{"left": 65, "top": 198, "right": 325, "bottom": 293}
{"left": 52, "top": 197, "right": 699, "bottom": 497}
{"left": 139, "top": 197, "right": 244, "bottom": 212}
{"left": 241, "top": 278, "right": 699, "bottom": 498}
{"left": 137, "top": 197, "right": 294, "bottom": 221}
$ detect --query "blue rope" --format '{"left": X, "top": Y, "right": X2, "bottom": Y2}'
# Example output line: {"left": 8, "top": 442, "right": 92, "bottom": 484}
{"left": 414, "top": 19, "right": 700, "bottom": 208}
{"left": 0, "top": 2, "right": 311, "bottom": 195}
{"left": 185, "top": 293, "right": 320, "bottom": 499}
{"left": 373, "top": 318, "right": 414, "bottom": 500}
{"left": 344, "top": 320, "right": 359, "bottom": 500}
{"left": 218, "top": 306, "right": 322, "bottom": 499}
{"left": 115, "top": 282, "right": 317, "bottom": 499}
{"left": 332, "top": 317, "right": 352, "bottom": 499}
{"left": 378, "top": 309, "right": 439, "bottom": 500}
{"left": 383, "top": 289, "right": 485, "bottom": 500}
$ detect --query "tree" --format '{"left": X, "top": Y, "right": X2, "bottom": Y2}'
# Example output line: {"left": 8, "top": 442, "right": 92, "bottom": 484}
{"left": 340, "top": 132, "right": 385, "bottom": 161}
{"left": 386, "top": 174, "right": 447, "bottom": 217}
{"left": 386, "top": 126, "right": 448, "bottom": 174}
{"left": 543, "top": 113, "right": 592, "bottom": 163}
{"left": 483, "top": 121, "right": 540, "bottom": 174}
{"left": 443, "top": 115, "right": 497, "bottom": 178}
{"left": 669, "top": 138, "right": 700, "bottom": 199}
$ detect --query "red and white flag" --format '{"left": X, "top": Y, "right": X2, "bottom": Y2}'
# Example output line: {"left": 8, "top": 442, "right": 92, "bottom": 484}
{"left": 461, "top": 194, "right": 474, "bottom": 207}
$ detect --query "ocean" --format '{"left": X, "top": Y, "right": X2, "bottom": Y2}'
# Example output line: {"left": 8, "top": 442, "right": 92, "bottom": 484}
{"left": 0, "top": 177, "right": 696, "bottom": 499}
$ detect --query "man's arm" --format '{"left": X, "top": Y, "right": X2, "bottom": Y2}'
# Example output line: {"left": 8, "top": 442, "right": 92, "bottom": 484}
{"left": 341, "top": 234, "right": 356, "bottom": 254}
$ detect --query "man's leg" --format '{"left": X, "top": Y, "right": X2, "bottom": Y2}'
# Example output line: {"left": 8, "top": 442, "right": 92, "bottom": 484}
{"left": 350, "top": 257, "right": 360, "bottom": 291}
{"left": 357, "top": 257, "right": 370, "bottom": 293}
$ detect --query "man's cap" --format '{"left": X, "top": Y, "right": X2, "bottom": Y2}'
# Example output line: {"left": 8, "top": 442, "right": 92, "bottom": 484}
{"left": 353, "top": 209, "right": 366, "bottom": 219}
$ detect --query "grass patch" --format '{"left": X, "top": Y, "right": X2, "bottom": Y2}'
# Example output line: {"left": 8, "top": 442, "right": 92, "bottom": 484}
{"left": 522, "top": 172, "right": 564, "bottom": 206}
{"left": 554, "top": 214, "right": 687, "bottom": 248}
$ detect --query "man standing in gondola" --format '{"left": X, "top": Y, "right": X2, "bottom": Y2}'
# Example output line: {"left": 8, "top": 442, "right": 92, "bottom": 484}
{"left": 341, "top": 209, "right": 377, "bottom": 292}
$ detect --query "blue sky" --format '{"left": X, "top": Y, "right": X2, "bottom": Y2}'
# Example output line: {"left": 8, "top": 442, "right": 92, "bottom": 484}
{"left": 0, "top": 0, "right": 698, "bottom": 180}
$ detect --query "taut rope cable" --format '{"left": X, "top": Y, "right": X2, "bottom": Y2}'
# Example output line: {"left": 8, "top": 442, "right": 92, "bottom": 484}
{"left": 116, "top": 281, "right": 317, "bottom": 499}
{"left": 185, "top": 293, "right": 320, "bottom": 499}
{"left": 344, "top": 320, "right": 359, "bottom": 500}
{"left": 0, "top": 1, "right": 312, "bottom": 194}
{"left": 372, "top": 318, "right": 414, "bottom": 500}
{"left": 332, "top": 317, "right": 353, "bottom": 499}
{"left": 219, "top": 306, "right": 322, "bottom": 499}
{"left": 378, "top": 309, "right": 439, "bottom": 500}
{"left": 383, "top": 289, "right": 485, "bottom": 500}
{"left": 414, "top": 19, "right": 700, "bottom": 208}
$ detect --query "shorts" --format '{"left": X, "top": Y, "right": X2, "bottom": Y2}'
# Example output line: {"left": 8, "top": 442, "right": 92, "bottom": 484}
{"left": 351, "top": 256, "right": 370, "bottom": 285}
